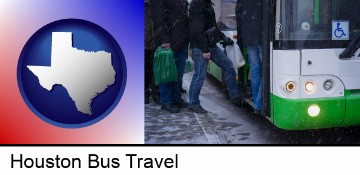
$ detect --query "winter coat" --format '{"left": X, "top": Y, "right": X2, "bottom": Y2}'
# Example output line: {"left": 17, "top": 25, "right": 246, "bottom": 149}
{"left": 150, "top": 0, "right": 190, "bottom": 52}
{"left": 145, "top": 2, "right": 155, "bottom": 51}
{"left": 189, "top": 0, "right": 218, "bottom": 53}
{"left": 235, "top": 0, "right": 263, "bottom": 47}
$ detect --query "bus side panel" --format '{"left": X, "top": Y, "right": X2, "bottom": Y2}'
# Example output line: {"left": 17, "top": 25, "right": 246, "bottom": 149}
{"left": 272, "top": 94, "right": 345, "bottom": 130}
{"left": 343, "top": 90, "right": 360, "bottom": 126}
{"left": 207, "top": 61, "right": 223, "bottom": 82}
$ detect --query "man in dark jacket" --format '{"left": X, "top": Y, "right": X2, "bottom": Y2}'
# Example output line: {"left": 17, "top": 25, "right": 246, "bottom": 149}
{"left": 145, "top": 0, "right": 160, "bottom": 105}
{"left": 188, "top": 0, "right": 245, "bottom": 114}
{"left": 151, "top": 0, "right": 190, "bottom": 113}
{"left": 236, "top": 0, "right": 263, "bottom": 114}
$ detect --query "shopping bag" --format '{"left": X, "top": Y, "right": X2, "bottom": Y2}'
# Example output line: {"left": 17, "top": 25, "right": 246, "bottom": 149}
{"left": 225, "top": 44, "right": 245, "bottom": 69}
{"left": 153, "top": 47, "right": 178, "bottom": 85}
{"left": 184, "top": 59, "right": 193, "bottom": 74}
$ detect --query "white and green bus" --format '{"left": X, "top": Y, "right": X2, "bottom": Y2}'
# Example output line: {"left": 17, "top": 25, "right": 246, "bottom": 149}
{"left": 209, "top": 0, "right": 360, "bottom": 130}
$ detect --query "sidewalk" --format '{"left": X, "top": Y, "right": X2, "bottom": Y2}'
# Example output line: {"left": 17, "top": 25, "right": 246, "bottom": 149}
{"left": 145, "top": 68, "right": 274, "bottom": 144}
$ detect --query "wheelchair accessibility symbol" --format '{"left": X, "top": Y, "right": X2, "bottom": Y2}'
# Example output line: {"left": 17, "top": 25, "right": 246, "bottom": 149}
{"left": 332, "top": 20, "right": 349, "bottom": 40}
{"left": 334, "top": 23, "right": 346, "bottom": 38}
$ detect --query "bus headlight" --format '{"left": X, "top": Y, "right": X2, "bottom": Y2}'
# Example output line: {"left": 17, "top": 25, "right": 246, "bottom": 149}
{"left": 286, "top": 81, "right": 296, "bottom": 92}
{"left": 305, "top": 81, "right": 316, "bottom": 93}
{"left": 324, "top": 80, "right": 333, "bottom": 91}
{"left": 308, "top": 104, "right": 320, "bottom": 117}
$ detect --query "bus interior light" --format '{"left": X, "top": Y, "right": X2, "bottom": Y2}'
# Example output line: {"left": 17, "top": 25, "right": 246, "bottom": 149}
{"left": 324, "top": 80, "right": 333, "bottom": 91}
{"left": 305, "top": 81, "right": 316, "bottom": 93}
{"left": 308, "top": 104, "right": 320, "bottom": 117}
{"left": 286, "top": 81, "right": 296, "bottom": 92}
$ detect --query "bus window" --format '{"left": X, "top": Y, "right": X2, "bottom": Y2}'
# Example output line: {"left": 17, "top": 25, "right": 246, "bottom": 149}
{"left": 276, "top": 0, "right": 360, "bottom": 42}
{"left": 215, "top": 0, "right": 237, "bottom": 30}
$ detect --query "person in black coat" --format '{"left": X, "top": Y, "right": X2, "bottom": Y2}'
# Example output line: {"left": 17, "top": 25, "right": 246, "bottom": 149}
{"left": 150, "top": 0, "right": 190, "bottom": 113}
{"left": 236, "top": 0, "right": 263, "bottom": 114}
{"left": 144, "top": 0, "right": 160, "bottom": 105}
{"left": 188, "top": 0, "right": 245, "bottom": 114}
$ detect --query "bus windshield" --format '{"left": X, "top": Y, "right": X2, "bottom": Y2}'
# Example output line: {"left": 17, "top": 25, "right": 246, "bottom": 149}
{"left": 276, "top": 0, "right": 360, "bottom": 42}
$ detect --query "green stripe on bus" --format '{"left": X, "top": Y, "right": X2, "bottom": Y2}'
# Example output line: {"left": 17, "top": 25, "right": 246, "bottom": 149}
{"left": 271, "top": 94, "right": 345, "bottom": 130}
{"left": 314, "top": 0, "right": 320, "bottom": 24}
{"left": 343, "top": 90, "right": 360, "bottom": 125}
{"left": 271, "top": 90, "right": 360, "bottom": 130}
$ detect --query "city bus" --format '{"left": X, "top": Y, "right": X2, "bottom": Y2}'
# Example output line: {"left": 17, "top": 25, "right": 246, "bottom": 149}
{"left": 209, "top": 0, "right": 360, "bottom": 130}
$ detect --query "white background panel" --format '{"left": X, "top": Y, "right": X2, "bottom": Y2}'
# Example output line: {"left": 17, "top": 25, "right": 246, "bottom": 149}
{"left": 0, "top": 147, "right": 359, "bottom": 175}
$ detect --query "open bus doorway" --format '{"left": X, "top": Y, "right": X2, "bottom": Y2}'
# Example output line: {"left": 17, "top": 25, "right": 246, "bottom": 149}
{"left": 208, "top": 0, "right": 255, "bottom": 113}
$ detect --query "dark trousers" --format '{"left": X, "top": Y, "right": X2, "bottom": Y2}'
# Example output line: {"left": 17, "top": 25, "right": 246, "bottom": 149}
{"left": 145, "top": 49, "right": 159, "bottom": 100}
{"left": 159, "top": 47, "right": 188, "bottom": 105}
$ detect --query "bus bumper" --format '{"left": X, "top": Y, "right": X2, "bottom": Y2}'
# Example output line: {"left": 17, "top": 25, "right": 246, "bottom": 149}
{"left": 271, "top": 94, "right": 346, "bottom": 130}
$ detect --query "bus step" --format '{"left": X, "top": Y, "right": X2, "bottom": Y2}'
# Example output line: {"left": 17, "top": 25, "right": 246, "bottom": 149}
{"left": 264, "top": 116, "right": 271, "bottom": 121}
{"left": 242, "top": 98, "right": 255, "bottom": 108}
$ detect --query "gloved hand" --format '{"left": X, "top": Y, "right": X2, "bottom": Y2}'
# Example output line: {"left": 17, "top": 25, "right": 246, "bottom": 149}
{"left": 220, "top": 37, "right": 234, "bottom": 47}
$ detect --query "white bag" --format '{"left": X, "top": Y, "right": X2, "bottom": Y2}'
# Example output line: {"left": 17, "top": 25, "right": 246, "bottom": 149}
{"left": 225, "top": 44, "right": 245, "bottom": 69}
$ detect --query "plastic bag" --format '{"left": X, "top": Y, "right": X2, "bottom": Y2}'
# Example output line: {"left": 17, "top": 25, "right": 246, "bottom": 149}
{"left": 225, "top": 44, "right": 245, "bottom": 69}
{"left": 153, "top": 47, "right": 178, "bottom": 85}
{"left": 184, "top": 59, "right": 193, "bottom": 74}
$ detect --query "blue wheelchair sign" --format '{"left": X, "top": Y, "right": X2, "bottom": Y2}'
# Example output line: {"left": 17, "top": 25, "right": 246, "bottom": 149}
{"left": 332, "top": 20, "right": 349, "bottom": 40}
